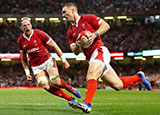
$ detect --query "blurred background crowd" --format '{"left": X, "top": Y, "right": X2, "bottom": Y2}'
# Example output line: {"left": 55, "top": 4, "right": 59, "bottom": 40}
{"left": 0, "top": 0, "right": 160, "bottom": 90}
{"left": 0, "top": 22, "right": 160, "bottom": 53}
{"left": 0, "top": 0, "right": 160, "bottom": 15}
{"left": 0, "top": 61, "right": 160, "bottom": 90}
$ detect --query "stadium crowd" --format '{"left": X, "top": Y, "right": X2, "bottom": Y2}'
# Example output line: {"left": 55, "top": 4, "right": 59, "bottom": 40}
{"left": 0, "top": 0, "right": 160, "bottom": 53}
{"left": 0, "top": 0, "right": 160, "bottom": 15}
{"left": 0, "top": 0, "right": 160, "bottom": 90}
{"left": 0, "top": 21, "right": 159, "bottom": 89}
{"left": 0, "top": 61, "right": 159, "bottom": 90}
{"left": 0, "top": 21, "right": 160, "bottom": 53}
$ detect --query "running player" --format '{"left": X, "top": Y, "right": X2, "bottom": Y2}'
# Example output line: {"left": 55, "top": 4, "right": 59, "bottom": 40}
{"left": 17, "top": 17, "right": 81, "bottom": 106}
{"left": 62, "top": 3, "right": 152, "bottom": 113}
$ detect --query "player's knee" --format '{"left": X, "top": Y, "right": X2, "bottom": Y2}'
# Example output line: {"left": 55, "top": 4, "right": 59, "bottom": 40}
{"left": 87, "top": 66, "right": 104, "bottom": 80}
{"left": 87, "top": 77, "right": 98, "bottom": 81}
{"left": 87, "top": 71, "right": 101, "bottom": 80}
{"left": 49, "top": 75, "right": 60, "bottom": 85}
{"left": 37, "top": 76, "right": 50, "bottom": 89}
{"left": 112, "top": 83, "right": 123, "bottom": 91}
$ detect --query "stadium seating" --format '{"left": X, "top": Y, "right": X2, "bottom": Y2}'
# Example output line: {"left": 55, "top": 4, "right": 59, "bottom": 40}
{"left": 0, "top": 0, "right": 160, "bottom": 90}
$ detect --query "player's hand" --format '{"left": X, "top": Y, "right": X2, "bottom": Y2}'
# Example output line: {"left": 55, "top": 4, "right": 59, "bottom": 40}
{"left": 76, "top": 33, "right": 82, "bottom": 48}
{"left": 26, "top": 74, "right": 32, "bottom": 81}
{"left": 62, "top": 61, "right": 70, "bottom": 70}
{"left": 88, "top": 31, "right": 96, "bottom": 45}
{"left": 76, "top": 39, "right": 81, "bottom": 46}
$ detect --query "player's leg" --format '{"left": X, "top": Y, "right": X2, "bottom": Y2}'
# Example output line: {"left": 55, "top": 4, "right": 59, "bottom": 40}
{"left": 82, "top": 46, "right": 112, "bottom": 106}
{"left": 84, "top": 61, "right": 104, "bottom": 112}
{"left": 102, "top": 67, "right": 152, "bottom": 90}
{"left": 35, "top": 70, "right": 74, "bottom": 101}
{"left": 69, "top": 52, "right": 107, "bottom": 112}
{"left": 68, "top": 61, "right": 103, "bottom": 113}
{"left": 120, "top": 73, "right": 142, "bottom": 89}
{"left": 96, "top": 46, "right": 123, "bottom": 90}
{"left": 47, "top": 59, "right": 81, "bottom": 98}
{"left": 84, "top": 61, "right": 104, "bottom": 104}
{"left": 102, "top": 67, "right": 123, "bottom": 90}
{"left": 69, "top": 47, "right": 112, "bottom": 113}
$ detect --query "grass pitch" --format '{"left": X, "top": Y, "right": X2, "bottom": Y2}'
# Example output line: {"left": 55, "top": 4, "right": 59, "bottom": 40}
{"left": 0, "top": 88, "right": 159, "bottom": 115}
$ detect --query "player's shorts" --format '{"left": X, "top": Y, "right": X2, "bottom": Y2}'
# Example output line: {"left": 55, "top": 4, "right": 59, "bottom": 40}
{"left": 88, "top": 46, "right": 111, "bottom": 78}
{"left": 32, "top": 57, "right": 57, "bottom": 75}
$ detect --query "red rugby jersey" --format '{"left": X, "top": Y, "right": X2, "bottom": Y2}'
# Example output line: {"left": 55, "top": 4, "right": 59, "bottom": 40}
{"left": 17, "top": 29, "right": 51, "bottom": 66}
{"left": 67, "top": 14, "right": 104, "bottom": 60}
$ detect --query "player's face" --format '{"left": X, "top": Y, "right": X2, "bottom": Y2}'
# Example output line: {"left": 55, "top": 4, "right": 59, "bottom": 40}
{"left": 21, "top": 20, "right": 32, "bottom": 36}
{"left": 62, "top": 6, "right": 74, "bottom": 23}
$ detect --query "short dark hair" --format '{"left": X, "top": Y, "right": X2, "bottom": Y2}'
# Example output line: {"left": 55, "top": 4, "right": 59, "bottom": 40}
{"left": 63, "top": 2, "right": 78, "bottom": 10}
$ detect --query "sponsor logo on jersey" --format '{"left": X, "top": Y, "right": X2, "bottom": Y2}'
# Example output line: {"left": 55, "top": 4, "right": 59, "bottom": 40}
{"left": 27, "top": 47, "right": 39, "bottom": 53}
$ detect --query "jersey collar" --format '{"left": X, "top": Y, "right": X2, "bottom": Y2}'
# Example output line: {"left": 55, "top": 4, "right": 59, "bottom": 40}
{"left": 71, "top": 16, "right": 81, "bottom": 27}
{"left": 23, "top": 29, "right": 34, "bottom": 41}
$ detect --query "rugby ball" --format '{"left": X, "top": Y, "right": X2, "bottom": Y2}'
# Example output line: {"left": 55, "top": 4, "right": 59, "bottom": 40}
{"left": 79, "top": 31, "right": 91, "bottom": 48}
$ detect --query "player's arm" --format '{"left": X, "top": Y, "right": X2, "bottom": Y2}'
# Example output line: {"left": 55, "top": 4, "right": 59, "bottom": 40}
{"left": 67, "top": 30, "right": 81, "bottom": 55}
{"left": 20, "top": 50, "right": 32, "bottom": 81}
{"left": 47, "top": 39, "right": 70, "bottom": 69}
{"left": 89, "top": 19, "right": 110, "bottom": 44}
{"left": 95, "top": 19, "right": 110, "bottom": 37}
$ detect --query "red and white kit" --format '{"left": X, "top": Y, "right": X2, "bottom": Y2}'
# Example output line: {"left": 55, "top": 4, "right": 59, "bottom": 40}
{"left": 17, "top": 29, "right": 57, "bottom": 74}
{"left": 67, "top": 14, "right": 111, "bottom": 73}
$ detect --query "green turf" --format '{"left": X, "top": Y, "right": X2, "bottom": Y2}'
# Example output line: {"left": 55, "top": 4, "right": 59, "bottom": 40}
{"left": 0, "top": 88, "right": 159, "bottom": 115}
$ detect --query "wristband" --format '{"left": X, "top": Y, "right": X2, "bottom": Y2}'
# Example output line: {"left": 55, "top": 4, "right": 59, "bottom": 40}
{"left": 94, "top": 31, "right": 100, "bottom": 37}
{"left": 24, "top": 69, "right": 30, "bottom": 76}
{"left": 60, "top": 55, "right": 67, "bottom": 63}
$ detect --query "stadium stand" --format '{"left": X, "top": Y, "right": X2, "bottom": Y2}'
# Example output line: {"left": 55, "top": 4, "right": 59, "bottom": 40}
{"left": 0, "top": 0, "right": 160, "bottom": 90}
{"left": 0, "top": 21, "right": 160, "bottom": 53}
{"left": 0, "top": 61, "right": 159, "bottom": 90}
{"left": 0, "top": 0, "right": 159, "bottom": 15}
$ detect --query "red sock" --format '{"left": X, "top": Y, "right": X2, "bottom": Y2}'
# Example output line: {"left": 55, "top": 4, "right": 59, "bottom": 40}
{"left": 46, "top": 86, "right": 73, "bottom": 101}
{"left": 59, "top": 79, "right": 72, "bottom": 91}
{"left": 84, "top": 79, "right": 97, "bottom": 105}
{"left": 120, "top": 75, "right": 142, "bottom": 89}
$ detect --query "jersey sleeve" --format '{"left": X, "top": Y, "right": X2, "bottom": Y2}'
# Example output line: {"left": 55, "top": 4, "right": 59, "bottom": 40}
{"left": 37, "top": 29, "right": 52, "bottom": 45}
{"left": 84, "top": 14, "right": 102, "bottom": 30}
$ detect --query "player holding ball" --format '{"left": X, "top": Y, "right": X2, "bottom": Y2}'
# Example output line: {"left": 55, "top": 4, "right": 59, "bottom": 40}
{"left": 62, "top": 2, "right": 152, "bottom": 113}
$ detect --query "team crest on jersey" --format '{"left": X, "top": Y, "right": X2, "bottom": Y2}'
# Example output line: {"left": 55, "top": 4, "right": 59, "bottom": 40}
{"left": 23, "top": 45, "right": 26, "bottom": 48}
{"left": 34, "top": 40, "right": 37, "bottom": 46}
{"left": 73, "top": 33, "right": 75, "bottom": 37}
{"left": 82, "top": 23, "right": 85, "bottom": 28}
